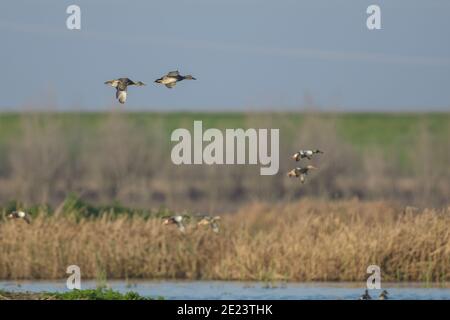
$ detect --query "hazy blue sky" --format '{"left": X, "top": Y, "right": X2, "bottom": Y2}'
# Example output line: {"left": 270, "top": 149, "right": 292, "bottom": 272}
{"left": 1, "top": 0, "right": 449, "bottom": 111}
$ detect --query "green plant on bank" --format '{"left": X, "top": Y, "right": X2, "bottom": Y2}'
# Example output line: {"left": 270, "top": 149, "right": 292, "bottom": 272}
{"left": 0, "top": 288, "right": 162, "bottom": 300}
{"left": 95, "top": 271, "right": 108, "bottom": 290}
{"left": 45, "top": 288, "right": 153, "bottom": 300}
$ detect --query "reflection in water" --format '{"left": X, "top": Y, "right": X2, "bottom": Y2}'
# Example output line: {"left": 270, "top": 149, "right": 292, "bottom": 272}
{"left": 1, "top": 281, "right": 450, "bottom": 300}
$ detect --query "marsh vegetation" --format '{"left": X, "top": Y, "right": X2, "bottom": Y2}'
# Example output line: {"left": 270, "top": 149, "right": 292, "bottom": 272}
{"left": 0, "top": 111, "right": 448, "bottom": 282}
{"left": 1, "top": 199, "right": 449, "bottom": 282}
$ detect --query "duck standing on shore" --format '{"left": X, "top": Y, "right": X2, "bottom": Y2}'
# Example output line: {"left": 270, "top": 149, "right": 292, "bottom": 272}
{"left": 7, "top": 210, "right": 32, "bottom": 224}
{"left": 287, "top": 165, "right": 317, "bottom": 183}
{"left": 104, "top": 78, "right": 145, "bottom": 104}
{"left": 154, "top": 70, "right": 196, "bottom": 89}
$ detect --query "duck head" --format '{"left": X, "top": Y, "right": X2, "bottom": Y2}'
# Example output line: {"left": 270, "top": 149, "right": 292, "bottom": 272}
{"left": 7, "top": 211, "right": 16, "bottom": 219}
{"left": 163, "top": 217, "right": 173, "bottom": 225}
{"left": 183, "top": 75, "right": 196, "bottom": 80}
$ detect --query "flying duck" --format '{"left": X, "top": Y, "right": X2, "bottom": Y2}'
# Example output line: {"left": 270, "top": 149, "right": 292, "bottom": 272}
{"left": 7, "top": 210, "right": 31, "bottom": 224}
{"left": 378, "top": 290, "right": 389, "bottom": 300}
{"left": 104, "top": 78, "right": 145, "bottom": 104}
{"left": 359, "top": 289, "right": 372, "bottom": 300}
{"left": 162, "top": 215, "right": 189, "bottom": 233}
{"left": 154, "top": 70, "right": 196, "bottom": 89}
{"left": 292, "top": 149, "right": 323, "bottom": 161}
{"left": 197, "top": 215, "right": 221, "bottom": 233}
{"left": 287, "top": 165, "right": 317, "bottom": 183}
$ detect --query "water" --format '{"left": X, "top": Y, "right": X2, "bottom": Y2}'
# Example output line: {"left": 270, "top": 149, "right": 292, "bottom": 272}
{"left": 1, "top": 280, "right": 450, "bottom": 300}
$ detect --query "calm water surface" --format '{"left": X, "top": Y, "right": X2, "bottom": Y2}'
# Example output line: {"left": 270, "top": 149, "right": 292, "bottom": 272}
{"left": 1, "top": 280, "right": 450, "bottom": 300}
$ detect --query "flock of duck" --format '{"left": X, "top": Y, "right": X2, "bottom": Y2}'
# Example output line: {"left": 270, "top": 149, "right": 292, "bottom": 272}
{"left": 104, "top": 70, "right": 196, "bottom": 104}
{"left": 3, "top": 76, "right": 390, "bottom": 299}
{"left": 6, "top": 209, "right": 220, "bottom": 234}
{"left": 104, "top": 69, "right": 324, "bottom": 184}
{"left": 287, "top": 149, "right": 323, "bottom": 183}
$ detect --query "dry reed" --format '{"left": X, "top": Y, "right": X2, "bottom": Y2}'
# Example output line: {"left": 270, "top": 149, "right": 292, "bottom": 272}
{"left": 0, "top": 199, "right": 449, "bottom": 282}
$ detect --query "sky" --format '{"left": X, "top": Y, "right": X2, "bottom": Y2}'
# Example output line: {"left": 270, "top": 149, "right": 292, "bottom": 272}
{"left": 1, "top": 0, "right": 450, "bottom": 112}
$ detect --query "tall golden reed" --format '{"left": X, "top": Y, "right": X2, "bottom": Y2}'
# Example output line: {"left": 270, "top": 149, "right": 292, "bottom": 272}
{"left": 0, "top": 199, "right": 449, "bottom": 282}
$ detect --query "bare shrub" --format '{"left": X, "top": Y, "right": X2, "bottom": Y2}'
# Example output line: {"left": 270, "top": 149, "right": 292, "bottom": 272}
{"left": 82, "top": 112, "right": 164, "bottom": 207}
{"left": 6, "top": 114, "right": 71, "bottom": 204}
{"left": 0, "top": 112, "right": 447, "bottom": 210}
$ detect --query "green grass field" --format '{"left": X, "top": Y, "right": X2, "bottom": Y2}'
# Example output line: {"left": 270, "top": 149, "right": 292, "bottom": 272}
{"left": 0, "top": 111, "right": 447, "bottom": 147}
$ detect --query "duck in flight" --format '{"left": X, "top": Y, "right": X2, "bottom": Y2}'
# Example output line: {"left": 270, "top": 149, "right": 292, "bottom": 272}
{"left": 292, "top": 149, "right": 323, "bottom": 161}
{"left": 196, "top": 215, "right": 221, "bottom": 233}
{"left": 162, "top": 215, "right": 190, "bottom": 233}
{"left": 287, "top": 165, "right": 317, "bottom": 183}
{"left": 7, "top": 210, "right": 32, "bottom": 224}
{"left": 154, "top": 70, "right": 196, "bottom": 89}
{"left": 104, "top": 78, "right": 145, "bottom": 104}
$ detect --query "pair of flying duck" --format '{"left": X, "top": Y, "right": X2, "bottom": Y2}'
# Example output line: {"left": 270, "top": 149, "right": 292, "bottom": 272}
{"left": 104, "top": 70, "right": 196, "bottom": 104}
{"left": 162, "top": 214, "right": 220, "bottom": 233}
{"left": 287, "top": 149, "right": 323, "bottom": 183}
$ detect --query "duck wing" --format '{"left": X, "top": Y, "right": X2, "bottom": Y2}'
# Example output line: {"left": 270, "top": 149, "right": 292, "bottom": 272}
{"left": 211, "top": 222, "right": 220, "bottom": 233}
{"left": 165, "top": 82, "right": 177, "bottom": 89}
{"left": 166, "top": 71, "right": 180, "bottom": 77}
{"left": 23, "top": 214, "right": 32, "bottom": 224}
{"left": 127, "top": 79, "right": 145, "bottom": 86}
{"left": 176, "top": 222, "right": 186, "bottom": 232}
{"left": 104, "top": 79, "right": 119, "bottom": 87}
